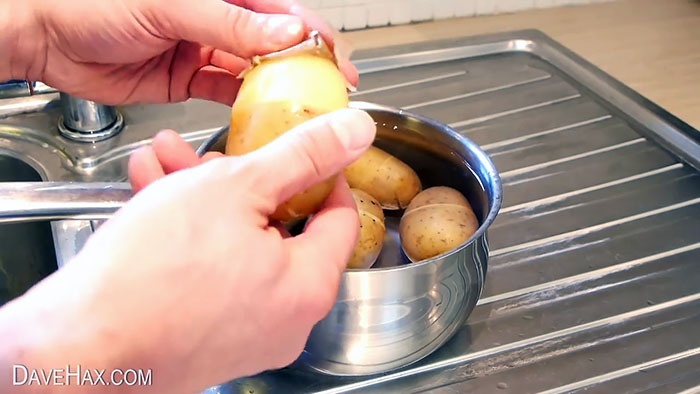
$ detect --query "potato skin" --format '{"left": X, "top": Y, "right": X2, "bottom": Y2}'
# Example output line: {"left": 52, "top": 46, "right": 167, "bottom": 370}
{"left": 344, "top": 146, "right": 422, "bottom": 210}
{"left": 226, "top": 54, "right": 349, "bottom": 222}
{"left": 399, "top": 186, "right": 479, "bottom": 262}
{"left": 347, "top": 189, "right": 386, "bottom": 269}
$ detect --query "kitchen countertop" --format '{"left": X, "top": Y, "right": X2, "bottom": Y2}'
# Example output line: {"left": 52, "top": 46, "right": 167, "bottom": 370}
{"left": 209, "top": 27, "right": 700, "bottom": 393}
{"left": 342, "top": 0, "right": 700, "bottom": 131}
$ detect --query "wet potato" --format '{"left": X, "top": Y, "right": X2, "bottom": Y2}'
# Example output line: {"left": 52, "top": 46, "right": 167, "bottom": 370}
{"left": 226, "top": 53, "right": 349, "bottom": 222}
{"left": 399, "top": 186, "right": 479, "bottom": 262}
{"left": 346, "top": 189, "right": 386, "bottom": 269}
{"left": 344, "top": 146, "right": 422, "bottom": 210}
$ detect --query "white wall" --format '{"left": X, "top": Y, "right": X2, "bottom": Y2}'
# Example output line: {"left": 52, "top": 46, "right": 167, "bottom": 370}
{"left": 300, "top": 0, "right": 617, "bottom": 31}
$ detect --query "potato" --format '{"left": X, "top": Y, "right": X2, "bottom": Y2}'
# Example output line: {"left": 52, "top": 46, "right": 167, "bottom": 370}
{"left": 344, "top": 146, "right": 422, "bottom": 210}
{"left": 226, "top": 52, "right": 349, "bottom": 222}
{"left": 399, "top": 186, "right": 479, "bottom": 262}
{"left": 347, "top": 189, "right": 386, "bottom": 269}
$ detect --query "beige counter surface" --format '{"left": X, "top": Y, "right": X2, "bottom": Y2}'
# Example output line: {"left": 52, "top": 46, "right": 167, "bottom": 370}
{"left": 342, "top": 0, "right": 700, "bottom": 130}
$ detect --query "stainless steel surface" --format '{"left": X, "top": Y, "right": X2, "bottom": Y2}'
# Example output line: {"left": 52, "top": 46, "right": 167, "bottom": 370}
{"left": 0, "top": 156, "right": 58, "bottom": 306}
{"left": 0, "top": 80, "right": 56, "bottom": 99}
{"left": 0, "top": 94, "right": 59, "bottom": 119}
{"left": 198, "top": 102, "right": 502, "bottom": 376}
{"left": 0, "top": 80, "right": 34, "bottom": 99}
{"left": 203, "top": 30, "right": 700, "bottom": 393}
{"left": 0, "top": 81, "right": 59, "bottom": 118}
{"left": 57, "top": 93, "right": 124, "bottom": 141}
{"left": 0, "top": 96, "right": 231, "bottom": 269}
{"left": 0, "top": 181, "right": 131, "bottom": 224}
{"left": 0, "top": 80, "right": 125, "bottom": 140}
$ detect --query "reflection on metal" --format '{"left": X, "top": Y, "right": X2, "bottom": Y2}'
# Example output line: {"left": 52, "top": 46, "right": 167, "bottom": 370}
{"left": 0, "top": 96, "right": 232, "bottom": 268}
{"left": 57, "top": 93, "right": 124, "bottom": 142}
{"left": 205, "top": 30, "right": 700, "bottom": 393}
{"left": 0, "top": 181, "right": 131, "bottom": 224}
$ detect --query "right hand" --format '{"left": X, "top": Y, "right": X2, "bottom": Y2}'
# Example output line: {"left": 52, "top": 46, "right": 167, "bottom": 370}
{"left": 0, "top": 109, "right": 375, "bottom": 393}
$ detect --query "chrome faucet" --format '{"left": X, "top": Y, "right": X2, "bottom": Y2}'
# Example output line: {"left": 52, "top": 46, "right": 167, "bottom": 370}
{"left": 57, "top": 92, "right": 124, "bottom": 142}
{"left": 0, "top": 80, "right": 124, "bottom": 142}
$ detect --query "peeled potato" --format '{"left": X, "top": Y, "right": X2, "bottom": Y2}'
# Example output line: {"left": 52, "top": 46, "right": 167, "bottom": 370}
{"left": 347, "top": 189, "right": 386, "bottom": 269}
{"left": 344, "top": 146, "right": 422, "bottom": 210}
{"left": 399, "top": 186, "right": 479, "bottom": 262}
{"left": 226, "top": 52, "right": 349, "bottom": 222}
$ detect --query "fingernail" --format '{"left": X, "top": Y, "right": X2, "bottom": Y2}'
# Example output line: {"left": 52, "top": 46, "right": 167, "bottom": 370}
{"left": 265, "top": 16, "right": 304, "bottom": 44}
{"left": 331, "top": 109, "right": 376, "bottom": 152}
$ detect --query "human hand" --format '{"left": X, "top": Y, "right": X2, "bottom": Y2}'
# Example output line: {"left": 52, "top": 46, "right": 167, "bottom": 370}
{"left": 4, "top": 0, "right": 357, "bottom": 105}
{"left": 127, "top": 130, "right": 225, "bottom": 193}
{"left": 0, "top": 109, "right": 375, "bottom": 393}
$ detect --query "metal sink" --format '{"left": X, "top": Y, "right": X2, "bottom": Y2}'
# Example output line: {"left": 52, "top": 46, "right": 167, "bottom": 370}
{"left": 0, "top": 93, "right": 231, "bottom": 269}
{"left": 0, "top": 155, "right": 57, "bottom": 305}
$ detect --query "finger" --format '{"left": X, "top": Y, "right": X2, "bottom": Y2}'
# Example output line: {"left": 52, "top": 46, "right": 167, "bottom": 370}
{"left": 128, "top": 146, "right": 166, "bottom": 193}
{"left": 168, "top": 42, "right": 210, "bottom": 102}
{"left": 230, "top": 0, "right": 359, "bottom": 87}
{"left": 338, "top": 58, "right": 359, "bottom": 89}
{"left": 189, "top": 65, "right": 242, "bottom": 106}
{"left": 284, "top": 176, "right": 358, "bottom": 319}
{"left": 244, "top": 108, "right": 376, "bottom": 210}
{"left": 151, "top": 130, "right": 200, "bottom": 173}
{"left": 210, "top": 50, "right": 251, "bottom": 74}
{"left": 286, "top": 5, "right": 359, "bottom": 86}
{"left": 230, "top": 1, "right": 334, "bottom": 49}
{"left": 270, "top": 221, "right": 292, "bottom": 238}
{"left": 201, "top": 151, "right": 226, "bottom": 162}
{"left": 289, "top": 175, "right": 358, "bottom": 272}
{"left": 160, "top": 0, "right": 306, "bottom": 59}
{"left": 168, "top": 43, "right": 249, "bottom": 103}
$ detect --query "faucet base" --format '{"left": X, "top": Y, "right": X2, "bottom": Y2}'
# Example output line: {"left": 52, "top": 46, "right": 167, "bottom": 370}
{"left": 58, "top": 112, "right": 125, "bottom": 142}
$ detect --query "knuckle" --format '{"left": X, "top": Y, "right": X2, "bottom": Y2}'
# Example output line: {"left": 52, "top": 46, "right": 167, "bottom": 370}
{"left": 225, "top": 7, "right": 259, "bottom": 57}
{"left": 304, "top": 280, "right": 340, "bottom": 323}
{"left": 293, "top": 140, "right": 325, "bottom": 181}
{"left": 290, "top": 125, "right": 338, "bottom": 181}
{"left": 291, "top": 247, "right": 343, "bottom": 323}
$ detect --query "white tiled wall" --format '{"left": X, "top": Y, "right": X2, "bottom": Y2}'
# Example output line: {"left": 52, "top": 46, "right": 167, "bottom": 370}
{"left": 300, "top": 0, "right": 617, "bottom": 31}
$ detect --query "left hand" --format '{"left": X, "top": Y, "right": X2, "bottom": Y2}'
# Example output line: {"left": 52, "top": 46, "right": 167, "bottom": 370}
{"left": 9, "top": 0, "right": 357, "bottom": 106}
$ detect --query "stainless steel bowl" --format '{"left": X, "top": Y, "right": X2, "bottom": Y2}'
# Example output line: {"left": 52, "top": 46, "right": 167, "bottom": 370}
{"left": 196, "top": 101, "right": 503, "bottom": 376}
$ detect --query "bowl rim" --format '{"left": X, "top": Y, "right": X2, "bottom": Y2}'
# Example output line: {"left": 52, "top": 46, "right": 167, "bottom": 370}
{"left": 196, "top": 101, "right": 503, "bottom": 274}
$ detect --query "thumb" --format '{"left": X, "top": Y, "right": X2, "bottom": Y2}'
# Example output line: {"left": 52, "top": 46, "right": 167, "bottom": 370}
{"left": 161, "top": 0, "right": 306, "bottom": 59}
{"left": 245, "top": 108, "right": 376, "bottom": 209}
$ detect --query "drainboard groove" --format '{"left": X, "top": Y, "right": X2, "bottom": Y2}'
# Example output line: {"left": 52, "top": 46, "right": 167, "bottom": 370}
{"left": 481, "top": 115, "right": 613, "bottom": 152}
{"left": 448, "top": 93, "right": 582, "bottom": 128}
{"left": 489, "top": 197, "right": 700, "bottom": 257}
{"left": 350, "top": 71, "right": 468, "bottom": 96}
{"left": 478, "top": 242, "right": 700, "bottom": 306}
{"left": 499, "top": 138, "right": 645, "bottom": 180}
{"left": 500, "top": 163, "right": 684, "bottom": 214}
{"left": 402, "top": 74, "right": 552, "bottom": 110}
{"left": 539, "top": 347, "right": 700, "bottom": 394}
{"left": 313, "top": 293, "right": 700, "bottom": 394}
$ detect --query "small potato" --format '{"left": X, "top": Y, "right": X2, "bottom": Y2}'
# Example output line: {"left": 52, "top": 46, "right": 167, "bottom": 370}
{"left": 347, "top": 189, "right": 386, "bottom": 269}
{"left": 399, "top": 186, "right": 479, "bottom": 262}
{"left": 344, "top": 146, "right": 422, "bottom": 210}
